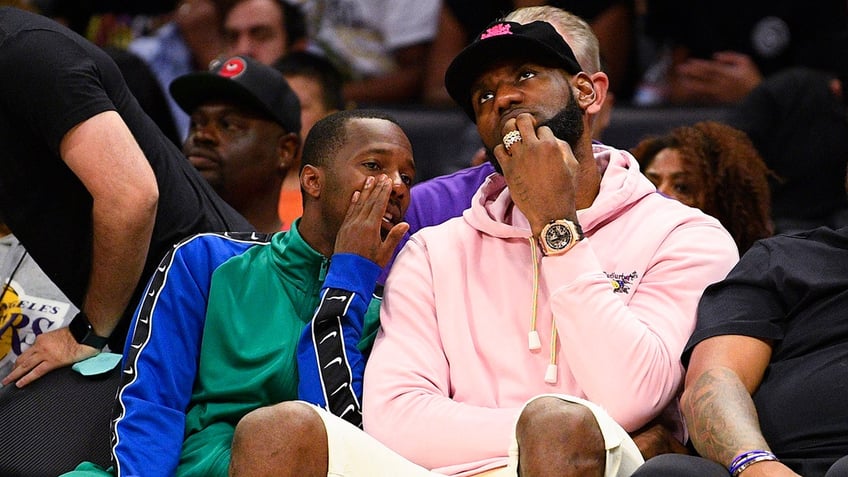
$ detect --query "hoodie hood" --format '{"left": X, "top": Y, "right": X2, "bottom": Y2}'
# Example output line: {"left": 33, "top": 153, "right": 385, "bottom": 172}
{"left": 464, "top": 144, "right": 654, "bottom": 237}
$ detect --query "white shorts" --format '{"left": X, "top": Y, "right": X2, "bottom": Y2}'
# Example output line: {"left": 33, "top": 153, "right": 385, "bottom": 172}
{"left": 311, "top": 393, "right": 644, "bottom": 477}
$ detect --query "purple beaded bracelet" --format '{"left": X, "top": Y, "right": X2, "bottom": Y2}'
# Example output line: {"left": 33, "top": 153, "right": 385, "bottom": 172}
{"left": 728, "top": 450, "right": 779, "bottom": 476}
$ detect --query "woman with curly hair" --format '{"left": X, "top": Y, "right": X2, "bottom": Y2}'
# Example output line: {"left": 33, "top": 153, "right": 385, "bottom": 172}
{"left": 631, "top": 121, "right": 773, "bottom": 254}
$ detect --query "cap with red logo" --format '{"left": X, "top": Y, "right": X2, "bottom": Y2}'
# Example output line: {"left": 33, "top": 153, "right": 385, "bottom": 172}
{"left": 170, "top": 55, "right": 301, "bottom": 134}
{"left": 444, "top": 20, "right": 582, "bottom": 121}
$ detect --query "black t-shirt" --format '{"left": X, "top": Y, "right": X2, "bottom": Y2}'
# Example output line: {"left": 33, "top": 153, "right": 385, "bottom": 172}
{"left": 684, "top": 226, "right": 848, "bottom": 474}
{"left": 0, "top": 8, "right": 252, "bottom": 347}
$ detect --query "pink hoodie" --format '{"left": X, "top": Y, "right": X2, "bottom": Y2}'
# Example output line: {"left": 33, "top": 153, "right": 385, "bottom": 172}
{"left": 363, "top": 145, "right": 739, "bottom": 476}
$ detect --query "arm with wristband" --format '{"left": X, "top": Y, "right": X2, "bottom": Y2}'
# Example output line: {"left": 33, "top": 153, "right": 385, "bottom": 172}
{"left": 681, "top": 334, "right": 799, "bottom": 476}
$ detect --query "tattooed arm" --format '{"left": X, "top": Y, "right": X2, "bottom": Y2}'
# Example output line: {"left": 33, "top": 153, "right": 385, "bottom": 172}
{"left": 681, "top": 335, "right": 800, "bottom": 477}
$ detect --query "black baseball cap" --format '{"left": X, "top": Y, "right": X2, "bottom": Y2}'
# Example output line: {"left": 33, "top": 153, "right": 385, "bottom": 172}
{"left": 445, "top": 20, "right": 582, "bottom": 121}
{"left": 170, "top": 55, "right": 301, "bottom": 134}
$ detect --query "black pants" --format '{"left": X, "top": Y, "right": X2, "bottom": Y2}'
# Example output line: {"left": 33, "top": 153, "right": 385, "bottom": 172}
{"left": 0, "top": 366, "right": 120, "bottom": 476}
{"left": 632, "top": 453, "right": 848, "bottom": 477}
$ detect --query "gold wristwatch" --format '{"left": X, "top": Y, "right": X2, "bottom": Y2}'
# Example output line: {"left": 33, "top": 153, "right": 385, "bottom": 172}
{"left": 538, "top": 219, "right": 584, "bottom": 256}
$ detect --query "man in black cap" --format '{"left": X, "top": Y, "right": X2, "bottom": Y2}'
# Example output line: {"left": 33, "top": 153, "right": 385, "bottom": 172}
{"left": 171, "top": 55, "right": 302, "bottom": 233}
{"left": 225, "top": 9, "right": 739, "bottom": 477}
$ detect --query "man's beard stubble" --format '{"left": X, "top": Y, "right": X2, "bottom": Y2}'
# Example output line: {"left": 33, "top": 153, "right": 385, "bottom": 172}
{"left": 485, "top": 96, "right": 585, "bottom": 175}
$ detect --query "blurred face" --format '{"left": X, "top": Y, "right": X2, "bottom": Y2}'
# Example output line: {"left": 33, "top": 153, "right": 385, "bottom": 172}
{"left": 174, "top": 0, "right": 219, "bottom": 30}
{"left": 224, "top": 0, "right": 288, "bottom": 65}
{"left": 321, "top": 118, "right": 415, "bottom": 238}
{"left": 471, "top": 60, "right": 575, "bottom": 152}
{"left": 643, "top": 148, "right": 704, "bottom": 208}
{"left": 183, "top": 101, "right": 286, "bottom": 206}
{"left": 285, "top": 74, "right": 337, "bottom": 140}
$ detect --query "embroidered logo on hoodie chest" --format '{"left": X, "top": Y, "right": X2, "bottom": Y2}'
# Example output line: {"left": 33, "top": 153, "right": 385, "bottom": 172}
{"left": 605, "top": 271, "right": 638, "bottom": 294}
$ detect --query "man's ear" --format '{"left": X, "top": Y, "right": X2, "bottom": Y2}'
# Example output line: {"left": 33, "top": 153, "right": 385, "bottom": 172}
{"left": 300, "top": 164, "right": 323, "bottom": 199}
{"left": 276, "top": 132, "right": 301, "bottom": 177}
{"left": 580, "top": 71, "right": 609, "bottom": 116}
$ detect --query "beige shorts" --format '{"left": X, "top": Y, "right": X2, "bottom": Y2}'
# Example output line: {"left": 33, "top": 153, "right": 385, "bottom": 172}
{"left": 312, "top": 393, "right": 643, "bottom": 477}
{"left": 314, "top": 404, "right": 436, "bottom": 477}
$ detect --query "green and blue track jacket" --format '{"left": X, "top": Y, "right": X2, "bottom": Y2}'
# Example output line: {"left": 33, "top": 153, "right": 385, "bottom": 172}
{"left": 108, "top": 222, "right": 381, "bottom": 477}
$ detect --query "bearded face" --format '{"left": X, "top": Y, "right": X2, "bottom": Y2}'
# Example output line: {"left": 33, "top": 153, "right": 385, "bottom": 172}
{"left": 485, "top": 89, "right": 585, "bottom": 175}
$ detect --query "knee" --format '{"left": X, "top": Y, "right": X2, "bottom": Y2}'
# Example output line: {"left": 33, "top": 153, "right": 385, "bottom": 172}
{"left": 230, "top": 402, "right": 328, "bottom": 477}
{"left": 515, "top": 397, "right": 606, "bottom": 476}
{"left": 233, "top": 401, "right": 323, "bottom": 449}
{"left": 517, "top": 396, "right": 600, "bottom": 440}
{"left": 231, "top": 402, "right": 328, "bottom": 477}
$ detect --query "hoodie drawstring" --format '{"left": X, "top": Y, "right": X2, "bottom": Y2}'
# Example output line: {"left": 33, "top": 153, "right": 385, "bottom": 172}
{"left": 545, "top": 327, "right": 558, "bottom": 384}
{"left": 529, "top": 239, "right": 542, "bottom": 351}
{"left": 529, "top": 238, "right": 558, "bottom": 384}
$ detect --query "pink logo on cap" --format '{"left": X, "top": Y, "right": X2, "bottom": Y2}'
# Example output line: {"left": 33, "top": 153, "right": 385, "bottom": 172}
{"left": 218, "top": 57, "right": 246, "bottom": 78}
{"left": 480, "top": 23, "right": 512, "bottom": 40}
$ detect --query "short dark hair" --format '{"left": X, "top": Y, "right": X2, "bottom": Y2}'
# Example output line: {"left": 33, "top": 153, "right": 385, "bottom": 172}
{"left": 218, "top": 0, "right": 306, "bottom": 48}
{"left": 302, "top": 110, "right": 400, "bottom": 170}
{"left": 273, "top": 51, "right": 345, "bottom": 111}
{"left": 279, "top": 0, "right": 306, "bottom": 48}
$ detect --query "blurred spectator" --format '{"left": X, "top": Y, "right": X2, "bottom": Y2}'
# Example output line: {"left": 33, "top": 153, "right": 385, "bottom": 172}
{"left": 128, "top": 0, "right": 227, "bottom": 140}
{"left": 631, "top": 121, "right": 773, "bottom": 254}
{"left": 423, "top": 0, "right": 637, "bottom": 106}
{"left": 726, "top": 68, "right": 848, "bottom": 234}
{"left": 221, "top": 0, "right": 307, "bottom": 65}
{"left": 274, "top": 51, "right": 345, "bottom": 138}
{"left": 293, "top": 0, "right": 439, "bottom": 104}
{"left": 635, "top": 0, "right": 848, "bottom": 106}
{"left": 273, "top": 51, "right": 345, "bottom": 230}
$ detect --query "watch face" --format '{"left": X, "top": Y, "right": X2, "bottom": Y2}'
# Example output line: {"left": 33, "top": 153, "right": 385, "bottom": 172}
{"left": 545, "top": 223, "right": 573, "bottom": 250}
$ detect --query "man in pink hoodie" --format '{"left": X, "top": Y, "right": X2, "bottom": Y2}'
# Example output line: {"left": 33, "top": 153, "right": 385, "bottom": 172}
{"left": 225, "top": 8, "right": 740, "bottom": 477}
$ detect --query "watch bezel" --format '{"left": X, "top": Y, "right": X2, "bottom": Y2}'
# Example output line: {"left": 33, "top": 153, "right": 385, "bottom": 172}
{"left": 544, "top": 223, "right": 573, "bottom": 251}
{"left": 539, "top": 219, "right": 583, "bottom": 256}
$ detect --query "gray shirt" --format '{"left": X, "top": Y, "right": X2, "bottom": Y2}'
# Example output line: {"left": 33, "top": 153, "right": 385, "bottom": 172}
{"left": 0, "top": 234, "right": 78, "bottom": 380}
